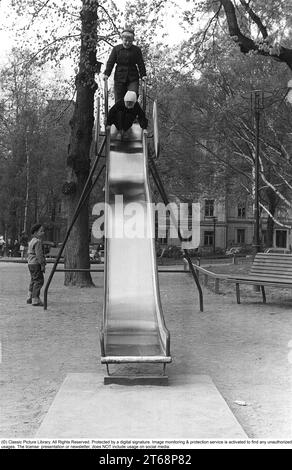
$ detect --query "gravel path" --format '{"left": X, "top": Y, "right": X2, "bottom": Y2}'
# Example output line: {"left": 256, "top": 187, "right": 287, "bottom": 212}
{"left": 0, "top": 262, "right": 292, "bottom": 438}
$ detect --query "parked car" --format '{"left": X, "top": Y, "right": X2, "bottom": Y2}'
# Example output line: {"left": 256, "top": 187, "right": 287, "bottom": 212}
{"left": 226, "top": 244, "right": 254, "bottom": 256}
{"left": 264, "top": 247, "right": 291, "bottom": 254}
{"left": 225, "top": 246, "right": 242, "bottom": 256}
{"left": 89, "top": 244, "right": 104, "bottom": 263}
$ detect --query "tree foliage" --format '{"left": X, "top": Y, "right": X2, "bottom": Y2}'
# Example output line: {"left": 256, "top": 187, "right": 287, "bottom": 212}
{"left": 146, "top": 16, "right": 292, "bottom": 243}
{"left": 181, "top": 0, "right": 292, "bottom": 71}
{"left": 0, "top": 49, "right": 69, "bottom": 239}
{"left": 1, "top": 0, "right": 292, "bottom": 259}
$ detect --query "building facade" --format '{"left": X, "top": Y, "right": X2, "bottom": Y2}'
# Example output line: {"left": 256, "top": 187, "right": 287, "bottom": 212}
{"left": 157, "top": 193, "right": 292, "bottom": 253}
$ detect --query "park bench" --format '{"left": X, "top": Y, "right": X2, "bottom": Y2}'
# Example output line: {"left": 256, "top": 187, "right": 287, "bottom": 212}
{"left": 183, "top": 258, "right": 228, "bottom": 293}
{"left": 184, "top": 257, "right": 250, "bottom": 294}
{"left": 227, "top": 253, "right": 292, "bottom": 304}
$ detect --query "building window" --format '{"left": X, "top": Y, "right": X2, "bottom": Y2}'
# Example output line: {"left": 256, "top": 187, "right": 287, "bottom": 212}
{"left": 205, "top": 199, "right": 214, "bottom": 217}
{"left": 204, "top": 231, "right": 214, "bottom": 246}
{"left": 275, "top": 230, "right": 287, "bottom": 248}
{"left": 237, "top": 229, "right": 245, "bottom": 244}
{"left": 54, "top": 227, "right": 60, "bottom": 242}
{"left": 237, "top": 203, "right": 246, "bottom": 218}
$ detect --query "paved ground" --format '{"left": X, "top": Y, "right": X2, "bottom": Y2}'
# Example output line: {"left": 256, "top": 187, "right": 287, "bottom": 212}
{"left": 0, "top": 262, "right": 292, "bottom": 438}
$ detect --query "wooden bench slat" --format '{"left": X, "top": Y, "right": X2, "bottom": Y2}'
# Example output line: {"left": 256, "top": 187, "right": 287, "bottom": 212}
{"left": 228, "top": 279, "right": 292, "bottom": 286}
{"left": 251, "top": 267, "right": 292, "bottom": 272}
{"left": 257, "top": 258, "right": 292, "bottom": 260}
{"left": 251, "top": 261, "right": 292, "bottom": 267}
{"left": 251, "top": 265, "right": 292, "bottom": 270}
{"left": 228, "top": 253, "right": 292, "bottom": 304}
{"left": 229, "top": 280, "right": 292, "bottom": 288}
{"left": 250, "top": 273, "right": 292, "bottom": 279}
{"left": 229, "top": 278, "right": 292, "bottom": 285}
{"left": 252, "top": 254, "right": 292, "bottom": 258}
{"left": 249, "top": 268, "right": 292, "bottom": 277}
{"left": 228, "top": 274, "right": 292, "bottom": 282}
{"left": 255, "top": 260, "right": 292, "bottom": 264}
{"left": 251, "top": 263, "right": 292, "bottom": 269}
{"left": 250, "top": 270, "right": 292, "bottom": 277}
{"left": 255, "top": 253, "right": 292, "bottom": 257}
{"left": 251, "top": 262, "right": 292, "bottom": 268}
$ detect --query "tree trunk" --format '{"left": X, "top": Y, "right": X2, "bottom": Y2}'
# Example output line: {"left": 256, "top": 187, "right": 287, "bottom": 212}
{"left": 23, "top": 130, "right": 30, "bottom": 233}
{"left": 265, "top": 188, "right": 278, "bottom": 248}
{"left": 63, "top": 0, "right": 99, "bottom": 287}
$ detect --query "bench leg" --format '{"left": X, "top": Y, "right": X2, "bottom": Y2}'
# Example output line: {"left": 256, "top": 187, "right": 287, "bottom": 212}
{"left": 215, "top": 278, "right": 219, "bottom": 294}
{"left": 236, "top": 283, "right": 240, "bottom": 304}
{"left": 261, "top": 286, "right": 266, "bottom": 303}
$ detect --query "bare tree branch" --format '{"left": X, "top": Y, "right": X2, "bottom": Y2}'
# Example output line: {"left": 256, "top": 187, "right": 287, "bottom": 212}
{"left": 239, "top": 181, "right": 291, "bottom": 228}
{"left": 238, "top": 0, "right": 268, "bottom": 38}
{"left": 219, "top": 0, "right": 292, "bottom": 70}
{"left": 260, "top": 202, "right": 291, "bottom": 229}
{"left": 98, "top": 4, "right": 120, "bottom": 37}
{"left": 260, "top": 167, "right": 292, "bottom": 208}
{"left": 22, "top": 34, "right": 80, "bottom": 67}
{"left": 30, "top": 0, "right": 52, "bottom": 22}
{"left": 277, "top": 173, "right": 292, "bottom": 193}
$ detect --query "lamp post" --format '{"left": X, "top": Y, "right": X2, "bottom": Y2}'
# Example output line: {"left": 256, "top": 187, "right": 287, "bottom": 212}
{"left": 212, "top": 216, "right": 217, "bottom": 254}
{"left": 23, "top": 128, "right": 30, "bottom": 234}
{"left": 251, "top": 90, "right": 264, "bottom": 254}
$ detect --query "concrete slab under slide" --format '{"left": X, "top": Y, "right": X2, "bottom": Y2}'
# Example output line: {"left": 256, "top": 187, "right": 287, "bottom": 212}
{"left": 36, "top": 373, "right": 247, "bottom": 439}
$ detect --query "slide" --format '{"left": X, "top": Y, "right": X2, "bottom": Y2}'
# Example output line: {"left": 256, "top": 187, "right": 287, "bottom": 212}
{"left": 100, "top": 124, "right": 171, "bottom": 374}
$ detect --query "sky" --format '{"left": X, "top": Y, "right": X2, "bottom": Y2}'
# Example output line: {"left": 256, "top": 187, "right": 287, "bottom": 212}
{"left": 0, "top": 0, "right": 194, "bottom": 65}
{"left": 117, "top": 0, "right": 192, "bottom": 42}
{"left": 0, "top": 0, "right": 204, "bottom": 91}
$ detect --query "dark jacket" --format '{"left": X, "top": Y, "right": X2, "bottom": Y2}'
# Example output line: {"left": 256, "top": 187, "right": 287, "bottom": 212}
{"left": 104, "top": 44, "right": 146, "bottom": 83}
{"left": 107, "top": 100, "right": 148, "bottom": 130}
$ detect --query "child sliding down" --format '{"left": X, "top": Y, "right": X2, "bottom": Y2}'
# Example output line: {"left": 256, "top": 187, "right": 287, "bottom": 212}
{"left": 107, "top": 91, "right": 148, "bottom": 140}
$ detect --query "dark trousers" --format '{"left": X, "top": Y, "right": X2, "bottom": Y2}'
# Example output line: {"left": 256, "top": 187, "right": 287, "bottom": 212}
{"left": 114, "top": 80, "right": 139, "bottom": 102}
{"left": 28, "top": 264, "right": 44, "bottom": 298}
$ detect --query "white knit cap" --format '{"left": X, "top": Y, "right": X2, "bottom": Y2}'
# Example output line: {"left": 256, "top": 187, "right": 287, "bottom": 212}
{"left": 124, "top": 91, "right": 137, "bottom": 103}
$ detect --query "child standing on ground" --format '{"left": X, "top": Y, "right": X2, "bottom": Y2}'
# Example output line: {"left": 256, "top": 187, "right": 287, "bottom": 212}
{"left": 27, "top": 224, "right": 46, "bottom": 307}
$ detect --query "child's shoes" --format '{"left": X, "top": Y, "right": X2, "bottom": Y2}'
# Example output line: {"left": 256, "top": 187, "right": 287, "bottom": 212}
{"left": 32, "top": 298, "right": 44, "bottom": 307}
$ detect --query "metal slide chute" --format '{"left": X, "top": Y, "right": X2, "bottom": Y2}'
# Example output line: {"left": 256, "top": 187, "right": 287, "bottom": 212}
{"left": 100, "top": 124, "right": 171, "bottom": 382}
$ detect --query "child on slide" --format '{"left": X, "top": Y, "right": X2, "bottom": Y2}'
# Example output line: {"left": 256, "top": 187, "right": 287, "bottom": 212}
{"left": 106, "top": 91, "right": 148, "bottom": 140}
{"left": 103, "top": 27, "right": 147, "bottom": 102}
